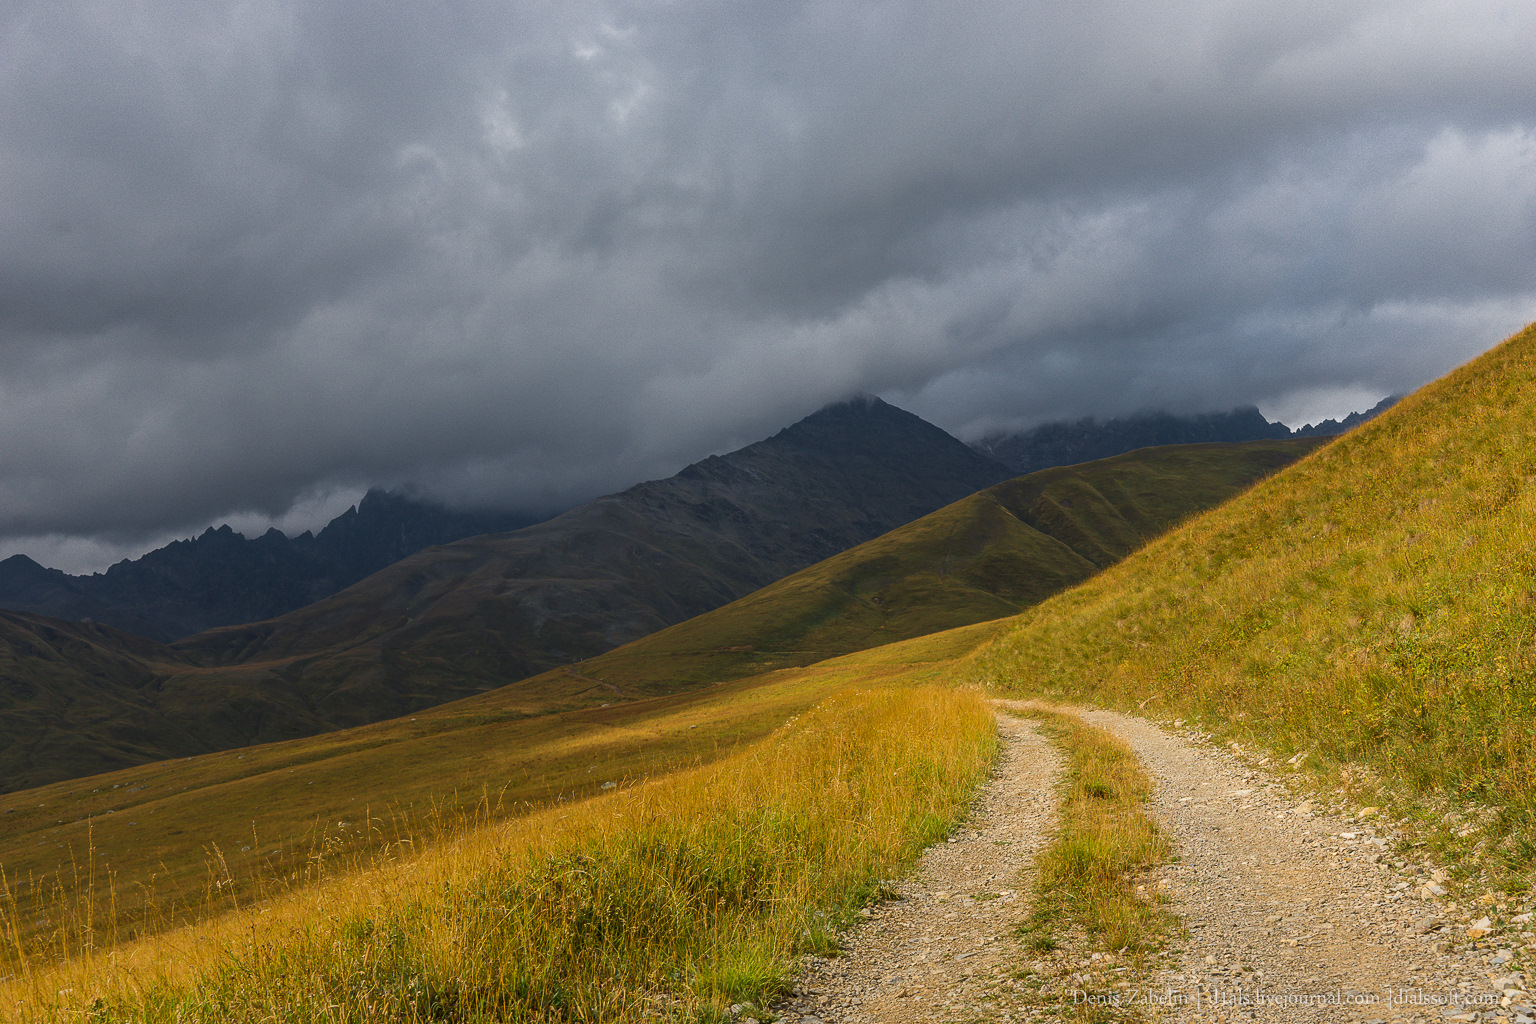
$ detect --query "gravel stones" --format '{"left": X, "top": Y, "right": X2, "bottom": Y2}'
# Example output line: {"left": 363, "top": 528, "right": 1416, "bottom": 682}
{"left": 1078, "top": 707, "right": 1525, "bottom": 1023}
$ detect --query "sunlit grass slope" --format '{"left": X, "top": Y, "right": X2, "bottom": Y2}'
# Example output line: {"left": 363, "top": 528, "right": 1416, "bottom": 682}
{"left": 6, "top": 666, "right": 997, "bottom": 1023}
{"left": 0, "top": 615, "right": 1004, "bottom": 969}
{"left": 0, "top": 665, "right": 839, "bottom": 958}
{"left": 975, "top": 321, "right": 1536, "bottom": 860}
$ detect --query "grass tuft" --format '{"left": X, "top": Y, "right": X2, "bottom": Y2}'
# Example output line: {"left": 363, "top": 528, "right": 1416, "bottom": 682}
{"left": 1020, "top": 709, "right": 1174, "bottom": 958}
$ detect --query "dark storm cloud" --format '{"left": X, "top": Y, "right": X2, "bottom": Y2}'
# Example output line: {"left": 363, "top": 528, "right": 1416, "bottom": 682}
{"left": 2, "top": 0, "right": 1535, "bottom": 570}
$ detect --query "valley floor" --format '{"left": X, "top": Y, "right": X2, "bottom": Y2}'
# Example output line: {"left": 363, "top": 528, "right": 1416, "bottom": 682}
{"left": 777, "top": 705, "right": 1529, "bottom": 1023}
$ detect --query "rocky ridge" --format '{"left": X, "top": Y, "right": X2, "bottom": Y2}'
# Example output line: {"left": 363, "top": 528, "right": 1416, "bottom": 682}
{"left": 0, "top": 489, "right": 546, "bottom": 641}
{"left": 972, "top": 398, "right": 1399, "bottom": 477}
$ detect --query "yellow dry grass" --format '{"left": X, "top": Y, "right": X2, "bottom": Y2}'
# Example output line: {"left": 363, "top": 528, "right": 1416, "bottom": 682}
{"left": 3, "top": 631, "right": 1002, "bottom": 1022}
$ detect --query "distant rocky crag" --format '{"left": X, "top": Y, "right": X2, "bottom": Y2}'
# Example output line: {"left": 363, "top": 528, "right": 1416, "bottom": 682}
{"left": 0, "top": 491, "right": 547, "bottom": 642}
{"left": 969, "top": 397, "right": 1399, "bottom": 476}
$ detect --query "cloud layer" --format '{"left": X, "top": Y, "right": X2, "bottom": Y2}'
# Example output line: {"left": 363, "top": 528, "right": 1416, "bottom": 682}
{"left": 3, "top": 0, "right": 1535, "bottom": 569}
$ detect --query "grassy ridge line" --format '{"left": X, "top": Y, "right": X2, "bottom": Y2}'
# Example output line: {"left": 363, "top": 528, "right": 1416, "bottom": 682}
{"left": 6, "top": 685, "right": 997, "bottom": 1023}
{"left": 973, "top": 322, "right": 1536, "bottom": 876}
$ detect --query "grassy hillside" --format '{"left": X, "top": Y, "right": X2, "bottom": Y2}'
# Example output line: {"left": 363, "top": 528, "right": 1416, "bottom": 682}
{"left": 975, "top": 321, "right": 1536, "bottom": 867}
{"left": 1, "top": 438, "right": 1314, "bottom": 793}
{"left": 0, "top": 619, "right": 1006, "bottom": 963}
{"left": 0, "top": 611, "right": 359, "bottom": 794}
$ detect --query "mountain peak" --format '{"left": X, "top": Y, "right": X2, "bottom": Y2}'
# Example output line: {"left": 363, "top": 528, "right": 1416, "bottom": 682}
{"left": 0, "top": 553, "right": 54, "bottom": 583}
{"left": 773, "top": 394, "right": 1006, "bottom": 470}
{"left": 787, "top": 392, "right": 896, "bottom": 427}
{"left": 0, "top": 552, "right": 44, "bottom": 570}
{"left": 356, "top": 487, "right": 397, "bottom": 512}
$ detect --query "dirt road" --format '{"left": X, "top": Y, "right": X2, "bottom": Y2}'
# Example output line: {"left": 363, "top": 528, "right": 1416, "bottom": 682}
{"left": 770, "top": 704, "right": 1530, "bottom": 1023}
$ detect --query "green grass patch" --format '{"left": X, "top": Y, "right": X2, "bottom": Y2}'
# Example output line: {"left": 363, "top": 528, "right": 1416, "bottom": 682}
{"left": 1005, "top": 708, "right": 1175, "bottom": 1024}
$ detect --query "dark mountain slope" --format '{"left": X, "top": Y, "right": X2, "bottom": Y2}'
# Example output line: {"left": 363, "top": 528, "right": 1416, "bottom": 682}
{"left": 551, "top": 436, "right": 1325, "bottom": 694}
{"left": 0, "top": 557, "right": 156, "bottom": 636}
{"left": 0, "top": 491, "right": 546, "bottom": 642}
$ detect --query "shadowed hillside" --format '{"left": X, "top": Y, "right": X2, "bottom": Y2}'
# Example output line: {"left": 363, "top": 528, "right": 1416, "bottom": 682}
{"left": 0, "top": 611, "right": 339, "bottom": 793}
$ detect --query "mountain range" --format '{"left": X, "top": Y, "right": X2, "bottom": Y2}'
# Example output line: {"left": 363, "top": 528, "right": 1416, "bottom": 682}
{"left": 0, "top": 391, "right": 1390, "bottom": 793}
{"left": 0, "top": 397, "right": 1014, "bottom": 790}
{"left": 0, "top": 433, "right": 1316, "bottom": 823}
{"left": 0, "top": 398, "right": 1393, "bottom": 645}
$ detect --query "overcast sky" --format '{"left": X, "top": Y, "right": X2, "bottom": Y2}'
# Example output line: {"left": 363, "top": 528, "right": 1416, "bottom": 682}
{"left": 4, "top": 0, "right": 1535, "bottom": 573}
